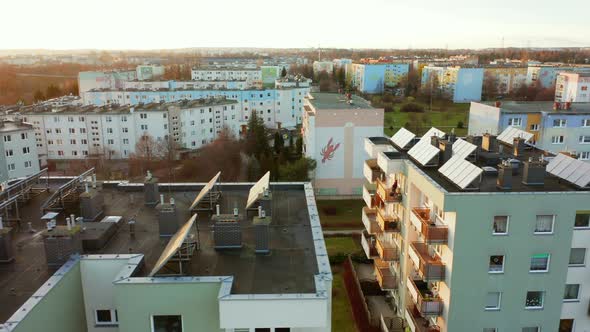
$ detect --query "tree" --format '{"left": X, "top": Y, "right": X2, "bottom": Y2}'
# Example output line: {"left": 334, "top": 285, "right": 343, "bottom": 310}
{"left": 45, "top": 84, "right": 62, "bottom": 99}
{"left": 245, "top": 111, "right": 270, "bottom": 158}
{"left": 400, "top": 102, "right": 425, "bottom": 113}
{"left": 281, "top": 66, "right": 287, "bottom": 77}
{"left": 33, "top": 90, "right": 45, "bottom": 103}
{"left": 482, "top": 73, "right": 499, "bottom": 100}
{"left": 278, "top": 158, "right": 317, "bottom": 181}
{"left": 295, "top": 136, "right": 303, "bottom": 159}
{"left": 273, "top": 132, "right": 284, "bottom": 154}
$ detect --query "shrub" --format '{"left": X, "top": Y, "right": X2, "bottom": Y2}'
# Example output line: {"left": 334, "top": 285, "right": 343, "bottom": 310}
{"left": 322, "top": 206, "right": 338, "bottom": 216}
{"left": 400, "top": 102, "right": 425, "bottom": 113}
{"left": 329, "top": 253, "right": 347, "bottom": 265}
{"left": 384, "top": 105, "right": 394, "bottom": 113}
{"left": 457, "top": 121, "right": 464, "bottom": 129}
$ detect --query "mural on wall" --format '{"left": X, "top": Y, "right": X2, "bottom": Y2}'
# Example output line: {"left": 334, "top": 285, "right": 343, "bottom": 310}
{"left": 320, "top": 138, "right": 340, "bottom": 163}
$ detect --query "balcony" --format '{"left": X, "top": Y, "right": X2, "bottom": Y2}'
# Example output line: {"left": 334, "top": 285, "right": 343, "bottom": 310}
{"left": 409, "top": 242, "right": 445, "bottom": 281}
{"left": 377, "top": 179, "right": 403, "bottom": 203}
{"left": 363, "top": 159, "right": 382, "bottom": 183}
{"left": 364, "top": 137, "right": 394, "bottom": 159}
{"left": 361, "top": 231, "right": 378, "bottom": 259}
{"left": 377, "top": 209, "right": 400, "bottom": 233}
{"left": 407, "top": 277, "right": 444, "bottom": 316}
{"left": 410, "top": 208, "right": 448, "bottom": 244}
{"left": 405, "top": 307, "right": 441, "bottom": 332}
{"left": 362, "top": 207, "right": 380, "bottom": 234}
{"left": 374, "top": 258, "right": 397, "bottom": 290}
{"left": 377, "top": 150, "right": 404, "bottom": 175}
{"left": 376, "top": 237, "right": 399, "bottom": 261}
{"left": 363, "top": 183, "right": 377, "bottom": 209}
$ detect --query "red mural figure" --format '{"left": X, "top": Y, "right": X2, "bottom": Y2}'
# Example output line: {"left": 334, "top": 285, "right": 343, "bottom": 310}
{"left": 320, "top": 138, "right": 340, "bottom": 163}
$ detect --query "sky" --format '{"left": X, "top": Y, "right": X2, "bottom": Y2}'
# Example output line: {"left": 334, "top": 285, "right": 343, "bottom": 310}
{"left": 2, "top": 0, "right": 590, "bottom": 50}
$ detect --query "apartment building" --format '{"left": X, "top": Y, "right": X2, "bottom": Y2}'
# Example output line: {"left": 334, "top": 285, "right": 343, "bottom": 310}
{"left": 78, "top": 70, "right": 138, "bottom": 94}
{"left": 555, "top": 72, "right": 590, "bottom": 103}
{"left": 0, "top": 176, "right": 331, "bottom": 332}
{"left": 0, "top": 119, "right": 40, "bottom": 182}
{"left": 135, "top": 64, "right": 165, "bottom": 81}
{"left": 346, "top": 62, "right": 410, "bottom": 94}
{"left": 362, "top": 126, "right": 590, "bottom": 331}
{"left": 312, "top": 61, "right": 334, "bottom": 76}
{"left": 468, "top": 101, "right": 590, "bottom": 161}
{"left": 81, "top": 86, "right": 310, "bottom": 129}
{"left": 122, "top": 80, "right": 250, "bottom": 91}
{"left": 421, "top": 66, "right": 484, "bottom": 103}
{"left": 302, "top": 93, "right": 384, "bottom": 196}
{"left": 483, "top": 66, "right": 528, "bottom": 95}
{"left": 191, "top": 66, "right": 281, "bottom": 89}
{"left": 14, "top": 98, "right": 239, "bottom": 160}
{"left": 526, "top": 65, "right": 590, "bottom": 88}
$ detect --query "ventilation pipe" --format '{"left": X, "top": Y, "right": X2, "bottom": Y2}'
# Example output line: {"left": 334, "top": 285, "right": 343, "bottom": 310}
{"left": 160, "top": 194, "right": 165, "bottom": 205}
{"left": 92, "top": 174, "right": 97, "bottom": 188}
{"left": 258, "top": 206, "right": 263, "bottom": 218}
{"left": 216, "top": 204, "right": 220, "bottom": 216}
{"left": 233, "top": 208, "right": 239, "bottom": 217}
{"left": 170, "top": 197, "right": 175, "bottom": 206}
{"left": 66, "top": 218, "right": 71, "bottom": 230}
{"left": 84, "top": 183, "right": 89, "bottom": 193}
{"left": 0, "top": 216, "right": 3, "bottom": 230}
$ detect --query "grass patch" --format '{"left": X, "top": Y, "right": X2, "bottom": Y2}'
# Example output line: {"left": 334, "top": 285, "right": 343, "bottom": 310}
{"left": 332, "top": 265, "right": 357, "bottom": 332}
{"left": 325, "top": 237, "right": 361, "bottom": 256}
{"left": 317, "top": 199, "right": 365, "bottom": 229}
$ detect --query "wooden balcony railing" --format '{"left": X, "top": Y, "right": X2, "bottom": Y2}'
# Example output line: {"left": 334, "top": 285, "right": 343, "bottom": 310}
{"left": 361, "top": 231, "right": 378, "bottom": 258}
{"left": 374, "top": 258, "right": 397, "bottom": 290}
{"left": 405, "top": 306, "right": 441, "bottom": 332}
{"left": 364, "top": 159, "right": 382, "bottom": 183}
{"left": 377, "top": 209, "right": 400, "bottom": 233}
{"left": 408, "top": 278, "right": 444, "bottom": 316}
{"left": 377, "top": 179, "right": 403, "bottom": 203}
{"left": 409, "top": 242, "right": 445, "bottom": 281}
{"left": 376, "top": 237, "right": 399, "bottom": 261}
{"left": 362, "top": 207, "right": 380, "bottom": 234}
{"left": 411, "top": 207, "right": 448, "bottom": 243}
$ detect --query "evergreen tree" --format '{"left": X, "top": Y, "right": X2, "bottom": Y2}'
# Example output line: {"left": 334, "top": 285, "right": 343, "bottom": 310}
{"left": 281, "top": 66, "right": 287, "bottom": 77}
{"left": 273, "top": 132, "right": 284, "bottom": 154}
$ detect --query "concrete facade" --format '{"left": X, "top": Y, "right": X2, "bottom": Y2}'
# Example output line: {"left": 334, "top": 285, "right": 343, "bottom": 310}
{"left": 421, "top": 66, "right": 484, "bottom": 103}
{"left": 346, "top": 63, "right": 410, "bottom": 94}
{"left": 556, "top": 72, "right": 590, "bottom": 103}
{"left": 0, "top": 119, "right": 40, "bottom": 182}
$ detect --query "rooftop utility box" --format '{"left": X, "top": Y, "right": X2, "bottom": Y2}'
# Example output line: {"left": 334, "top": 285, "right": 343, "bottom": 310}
{"left": 79, "top": 188, "right": 104, "bottom": 222}
{"left": 258, "top": 190, "right": 272, "bottom": 218}
{"left": 522, "top": 159, "right": 546, "bottom": 186}
{"left": 253, "top": 215, "right": 271, "bottom": 254}
{"left": 212, "top": 214, "right": 242, "bottom": 249}
{"left": 42, "top": 225, "right": 82, "bottom": 267}
{"left": 482, "top": 134, "right": 498, "bottom": 152}
{"left": 0, "top": 228, "right": 14, "bottom": 263}
{"left": 144, "top": 172, "right": 159, "bottom": 206}
{"left": 156, "top": 197, "right": 179, "bottom": 237}
{"left": 497, "top": 161, "right": 513, "bottom": 190}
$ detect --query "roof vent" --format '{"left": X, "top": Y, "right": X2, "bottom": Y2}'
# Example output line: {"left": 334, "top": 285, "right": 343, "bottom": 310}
{"left": 496, "top": 160, "right": 513, "bottom": 190}
{"left": 522, "top": 158, "right": 546, "bottom": 186}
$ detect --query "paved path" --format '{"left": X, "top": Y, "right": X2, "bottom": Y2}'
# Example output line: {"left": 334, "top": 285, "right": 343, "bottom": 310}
{"left": 322, "top": 229, "right": 362, "bottom": 235}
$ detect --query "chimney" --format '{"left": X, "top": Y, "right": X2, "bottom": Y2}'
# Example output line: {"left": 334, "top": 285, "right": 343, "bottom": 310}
{"left": 438, "top": 140, "right": 453, "bottom": 164}
{"left": 522, "top": 157, "right": 546, "bottom": 185}
{"left": 497, "top": 160, "right": 513, "bottom": 190}
{"left": 565, "top": 101, "right": 572, "bottom": 110}
{"left": 431, "top": 135, "right": 440, "bottom": 147}
{"left": 482, "top": 134, "right": 497, "bottom": 152}
{"left": 553, "top": 102, "right": 560, "bottom": 110}
{"left": 513, "top": 137, "right": 525, "bottom": 157}
{"left": 495, "top": 101, "right": 502, "bottom": 108}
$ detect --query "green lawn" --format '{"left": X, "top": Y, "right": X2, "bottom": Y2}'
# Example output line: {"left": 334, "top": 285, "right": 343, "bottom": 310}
{"left": 317, "top": 199, "right": 365, "bottom": 229}
{"left": 325, "top": 236, "right": 361, "bottom": 256}
{"left": 332, "top": 266, "right": 358, "bottom": 332}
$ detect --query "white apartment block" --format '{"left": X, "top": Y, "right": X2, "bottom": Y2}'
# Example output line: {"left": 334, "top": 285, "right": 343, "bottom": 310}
{"left": 0, "top": 119, "right": 40, "bottom": 182}
{"left": 556, "top": 72, "right": 590, "bottom": 103}
{"left": 191, "top": 68, "right": 263, "bottom": 88}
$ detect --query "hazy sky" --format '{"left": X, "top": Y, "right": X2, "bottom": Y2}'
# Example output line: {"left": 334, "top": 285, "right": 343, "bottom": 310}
{"left": 2, "top": 0, "right": 589, "bottom": 50}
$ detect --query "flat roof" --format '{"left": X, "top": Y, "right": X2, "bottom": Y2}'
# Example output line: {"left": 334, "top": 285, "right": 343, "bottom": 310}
{"left": 483, "top": 101, "right": 590, "bottom": 114}
{"left": 307, "top": 93, "right": 373, "bottom": 110}
{"left": 0, "top": 120, "right": 33, "bottom": 133}
{"left": 0, "top": 181, "right": 322, "bottom": 321}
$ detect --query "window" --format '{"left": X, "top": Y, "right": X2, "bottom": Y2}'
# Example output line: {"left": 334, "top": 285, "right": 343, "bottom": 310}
{"left": 80, "top": 128, "right": 86, "bottom": 133}
{"left": 3, "top": 135, "right": 11, "bottom": 142}
{"left": 564, "top": 284, "right": 580, "bottom": 302}
{"left": 107, "top": 128, "right": 113, "bottom": 134}
{"left": 22, "top": 147, "right": 30, "bottom": 154}
{"left": 525, "top": 291, "right": 544, "bottom": 309}
{"left": 580, "top": 151, "right": 590, "bottom": 160}
{"left": 254, "top": 329, "right": 271, "bottom": 332}
{"left": 569, "top": 248, "right": 586, "bottom": 266}
{"left": 552, "top": 136, "right": 565, "bottom": 144}
{"left": 489, "top": 255, "right": 504, "bottom": 273}
{"left": 141, "top": 125, "right": 148, "bottom": 130}
{"left": 140, "top": 113, "right": 147, "bottom": 119}
{"left": 530, "top": 254, "right": 550, "bottom": 272}
{"left": 535, "top": 215, "right": 554, "bottom": 234}
{"left": 553, "top": 119, "right": 567, "bottom": 127}
{"left": 493, "top": 216, "right": 509, "bottom": 235}
{"left": 575, "top": 213, "right": 590, "bottom": 228}
{"left": 485, "top": 292, "right": 501, "bottom": 310}
{"left": 151, "top": 315, "right": 182, "bottom": 332}
{"left": 579, "top": 135, "right": 590, "bottom": 144}
{"left": 24, "top": 161, "right": 32, "bottom": 168}
{"left": 530, "top": 124, "right": 539, "bottom": 131}
{"left": 275, "top": 329, "right": 290, "bottom": 332}
{"left": 69, "top": 128, "right": 75, "bottom": 134}
{"left": 95, "top": 309, "right": 118, "bottom": 326}
{"left": 5, "top": 149, "right": 13, "bottom": 157}
{"left": 560, "top": 319, "right": 574, "bottom": 332}
{"left": 508, "top": 118, "right": 522, "bottom": 126}
{"left": 7, "top": 163, "right": 15, "bottom": 171}
{"left": 522, "top": 328, "right": 539, "bottom": 332}
{"left": 21, "top": 133, "right": 28, "bottom": 139}
{"left": 483, "top": 329, "right": 497, "bottom": 332}
{"left": 583, "top": 119, "right": 590, "bottom": 127}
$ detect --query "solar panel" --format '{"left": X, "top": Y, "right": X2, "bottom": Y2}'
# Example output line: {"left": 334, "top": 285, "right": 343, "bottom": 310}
{"left": 497, "top": 126, "right": 534, "bottom": 146}
{"left": 452, "top": 138, "right": 477, "bottom": 159}
{"left": 418, "top": 127, "right": 445, "bottom": 146}
{"left": 439, "top": 155, "right": 483, "bottom": 189}
{"left": 391, "top": 127, "right": 416, "bottom": 149}
{"left": 408, "top": 142, "right": 440, "bottom": 166}
{"left": 148, "top": 214, "right": 197, "bottom": 277}
{"left": 546, "top": 153, "right": 590, "bottom": 188}
{"left": 189, "top": 171, "right": 221, "bottom": 211}
{"left": 246, "top": 171, "right": 270, "bottom": 209}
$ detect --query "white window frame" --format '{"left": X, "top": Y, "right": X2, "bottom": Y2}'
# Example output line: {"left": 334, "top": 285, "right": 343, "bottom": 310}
{"left": 492, "top": 216, "right": 509, "bottom": 235}
{"left": 580, "top": 151, "right": 590, "bottom": 160}
{"left": 522, "top": 327, "right": 540, "bottom": 332}
{"left": 582, "top": 119, "right": 590, "bottom": 127}
{"left": 529, "top": 123, "right": 539, "bottom": 131}
{"left": 508, "top": 118, "right": 522, "bottom": 127}
{"left": 94, "top": 309, "right": 118, "bottom": 326}
{"left": 579, "top": 135, "right": 590, "bottom": 144}
{"left": 489, "top": 255, "right": 505, "bottom": 274}
{"left": 563, "top": 284, "right": 580, "bottom": 302}
{"left": 553, "top": 119, "right": 567, "bottom": 128}
{"left": 568, "top": 248, "right": 586, "bottom": 267}
{"left": 529, "top": 253, "right": 550, "bottom": 273}
{"left": 151, "top": 315, "right": 183, "bottom": 332}
{"left": 551, "top": 135, "right": 564, "bottom": 144}
{"left": 525, "top": 291, "right": 544, "bottom": 310}
{"left": 534, "top": 215, "right": 555, "bottom": 235}
{"left": 485, "top": 292, "right": 502, "bottom": 311}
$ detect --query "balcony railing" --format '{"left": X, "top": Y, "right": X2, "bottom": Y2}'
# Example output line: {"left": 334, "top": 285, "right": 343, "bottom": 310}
{"left": 362, "top": 207, "right": 380, "bottom": 234}
{"left": 374, "top": 258, "right": 397, "bottom": 290}
{"left": 409, "top": 242, "right": 445, "bottom": 281}
{"left": 377, "top": 209, "right": 401, "bottom": 233}
{"left": 377, "top": 179, "right": 403, "bottom": 203}
{"left": 407, "top": 278, "right": 444, "bottom": 316}
{"left": 376, "top": 237, "right": 399, "bottom": 261}
{"left": 405, "top": 307, "right": 441, "bottom": 332}
{"left": 411, "top": 208, "right": 448, "bottom": 244}
{"left": 363, "top": 183, "right": 377, "bottom": 209}
{"left": 363, "top": 159, "right": 382, "bottom": 183}
{"left": 361, "top": 231, "right": 378, "bottom": 259}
